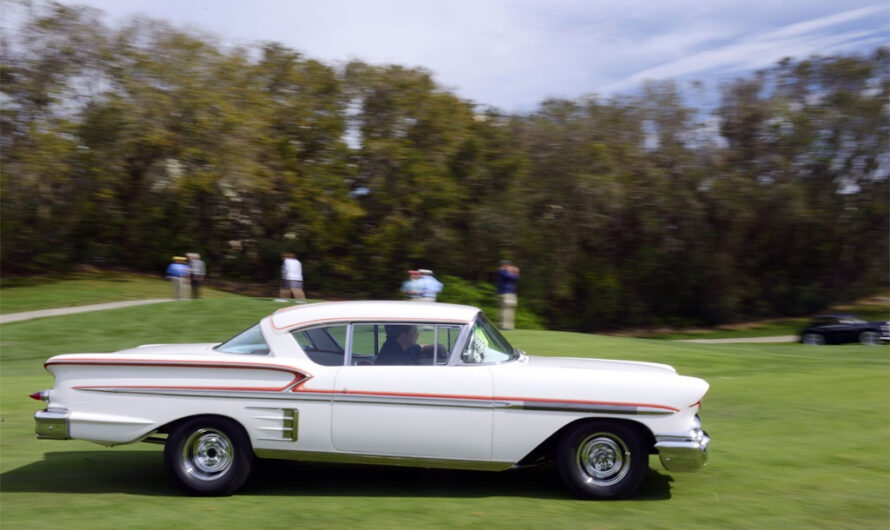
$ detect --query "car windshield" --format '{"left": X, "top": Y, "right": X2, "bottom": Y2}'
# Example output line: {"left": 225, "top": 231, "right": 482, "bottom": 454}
{"left": 460, "top": 313, "right": 518, "bottom": 364}
{"left": 214, "top": 324, "right": 270, "bottom": 355}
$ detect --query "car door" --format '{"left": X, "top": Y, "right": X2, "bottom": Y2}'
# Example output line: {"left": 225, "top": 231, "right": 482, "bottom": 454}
{"left": 815, "top": 317, "right": 845, "bottom": 344}
{"left": 331, "top": 322, "right": 494, "bottom": 460}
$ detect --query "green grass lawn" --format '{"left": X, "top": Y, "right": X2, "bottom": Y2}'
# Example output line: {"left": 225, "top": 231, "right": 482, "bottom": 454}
{"left": 1, "top": 297, "right": 888, "bottom": 529}
{"left": 0, "top": 273, "right": 238, "bottom": 314}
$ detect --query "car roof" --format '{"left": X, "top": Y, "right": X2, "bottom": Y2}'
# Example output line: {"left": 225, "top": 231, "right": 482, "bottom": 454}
{"left": 268, "top": 300, "right": 480, "bottom": 332}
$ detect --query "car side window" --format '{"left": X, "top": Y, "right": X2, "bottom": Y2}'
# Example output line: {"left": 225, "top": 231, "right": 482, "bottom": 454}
{"left": 419, "top": 324, "right": 461, "bottom": 365}
{"left": 215, "top": 324, "right": 270, "bottom": 355}
{"left": 351, "top": 324, "right": 386, "bottom": 365}
{"left": 461, "top": 316, "right": 515, "bottom": 364}
{"left": 291, "top": 325, "right": 347, "bottom": 366}
{"left": 350, "top": 323, "right": 462, "bottom": 366}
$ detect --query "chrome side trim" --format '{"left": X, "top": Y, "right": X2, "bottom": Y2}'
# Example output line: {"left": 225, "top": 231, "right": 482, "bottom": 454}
{"left": 286, "top": 409, "right": 298, "bottom": 441}
{"left": 76, "top": 387, "right": 674, "bottom": 416}
{"left": 35, "top": 408, "right": 70, "bottom": 440}
{"left": 248, "top": 407, "right": 300, "bottom": 442}
{"left": 254, "top": 448, "right": 514, "bottom": 471}
{"left": 515, "top": 401, "right": 674, "bottom": 415}
{"left": 78, "top": 387, "right": 332, "bottom": 402}
{"left": 333, "top": 394, "right": 510, "bottom": 409}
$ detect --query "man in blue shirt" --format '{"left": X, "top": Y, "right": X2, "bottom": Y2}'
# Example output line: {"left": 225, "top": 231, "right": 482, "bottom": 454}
{"left": 496, "top": 260, "right": 520, "bottom": 330}
{"left": 165, "top": 256, "right": 190, "bottom": 300}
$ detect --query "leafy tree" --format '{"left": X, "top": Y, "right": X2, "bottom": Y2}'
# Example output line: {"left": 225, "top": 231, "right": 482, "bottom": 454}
{"left": 2, "top": 2, "right": 886, "bottom": 330}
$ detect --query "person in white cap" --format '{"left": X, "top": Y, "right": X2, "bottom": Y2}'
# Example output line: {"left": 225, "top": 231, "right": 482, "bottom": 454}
{"left": 401, "top": 270, "right": 422, "bottom": 300}
{"left": 416, "top": 269, "right": 443, "bottom": 302}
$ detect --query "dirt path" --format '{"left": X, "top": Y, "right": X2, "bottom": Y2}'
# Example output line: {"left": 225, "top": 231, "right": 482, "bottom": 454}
{"left": 0, "top": 299, "right": 173, "bottom": 324}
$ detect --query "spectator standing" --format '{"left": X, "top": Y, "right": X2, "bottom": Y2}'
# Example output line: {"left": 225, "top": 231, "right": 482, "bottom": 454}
{"left": 416, "top": 269, "right": 443, "bottom": 302}
{"left": 165, "top": 256, "right": 190, "bottom": 300}
{"left": 401, "top": 270, "right": 422, "bottom": 300}
{"left": 496, "top": 260, "right": 520, "bottom": 330}
{"left": 277, "top": 253, "right": 306, "bottom": 302}
{"left": 187, "top": 253, "right": 206, "bottom": 299}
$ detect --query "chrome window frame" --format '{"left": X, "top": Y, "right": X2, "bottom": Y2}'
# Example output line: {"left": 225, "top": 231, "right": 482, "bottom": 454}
{"left": 454, "top": 312, "right": 520, "bottom": 366}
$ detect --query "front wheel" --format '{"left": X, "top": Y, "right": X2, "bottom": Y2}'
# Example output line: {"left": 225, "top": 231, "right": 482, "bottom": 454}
{"left": 859, "top": 331, "right": 880, "bottom": 345}
{"left": 557, "top": 421, "right": 648, "bottom": 499}
{"left": 164, "top": 416, "right": 253, "bottom": 496}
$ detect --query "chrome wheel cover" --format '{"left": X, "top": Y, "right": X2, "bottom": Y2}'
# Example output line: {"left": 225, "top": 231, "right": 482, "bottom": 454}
{"left": 860, "top": 331, "right": 879, "bottom": 345}
{"left": 181, "top": 428, "right": 234, "bottom": 481}
{"left": 576, "top": 433, "right": 631, "bottom": 486}
{"left": 802, "top": 333, "right": 824, "bottom": 345}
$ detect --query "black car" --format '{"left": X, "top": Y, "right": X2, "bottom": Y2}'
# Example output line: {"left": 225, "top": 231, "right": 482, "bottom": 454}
{"left": 800, "top": 314, "right": 889, "bottom": 345}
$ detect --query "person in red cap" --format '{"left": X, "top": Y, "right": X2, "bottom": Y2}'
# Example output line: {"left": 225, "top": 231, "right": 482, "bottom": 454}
{"left": 400, "top": 270, "right": 422, "bottom": 300}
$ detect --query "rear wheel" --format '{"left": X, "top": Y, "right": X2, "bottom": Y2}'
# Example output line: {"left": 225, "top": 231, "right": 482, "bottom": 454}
{"left": 859, "top": 331, "right": 880, "bottom": 345}
{"left": 557, "top": 421, "right": 648, "bottom": 499}
{"left": 802, "top": 333, "right": 825, "bottom": 345}
{"left": 164, "top": 416, "right": 253, "bottom": 496}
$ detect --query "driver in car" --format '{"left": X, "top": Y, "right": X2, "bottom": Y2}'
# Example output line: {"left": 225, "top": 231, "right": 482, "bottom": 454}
{"left": 376, "top": 324, "right": 447, "bottom": 365}
{"left": 376, "top": 324, "right": 423, "bottom": 365}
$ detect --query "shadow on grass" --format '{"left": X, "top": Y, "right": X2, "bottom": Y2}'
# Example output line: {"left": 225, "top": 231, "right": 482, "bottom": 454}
{"left": 1, "top": 451, "right": 171, "bottom": 495}
{"left": 1, "top": 451, "right": 673, "bottom": 501}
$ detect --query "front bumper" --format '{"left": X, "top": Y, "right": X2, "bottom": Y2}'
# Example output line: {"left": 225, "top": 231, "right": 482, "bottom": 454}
{"left": 35, "top": 408, "right": 70, "bottom": 440}
{"left": 654, "top": 417, "right": 709, "bottom": 472}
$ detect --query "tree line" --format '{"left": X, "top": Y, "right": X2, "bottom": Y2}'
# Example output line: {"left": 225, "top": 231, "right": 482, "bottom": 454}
{"left": 2, "top": 3, "right": 888, "bottom": 330}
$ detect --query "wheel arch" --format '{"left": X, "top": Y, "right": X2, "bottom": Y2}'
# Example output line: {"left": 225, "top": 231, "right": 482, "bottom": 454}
{"left": 157, "top": 414, "right": 254, "bottom": 452}
{"left": 516, "top": 416, "right": 656, "bottom": 466}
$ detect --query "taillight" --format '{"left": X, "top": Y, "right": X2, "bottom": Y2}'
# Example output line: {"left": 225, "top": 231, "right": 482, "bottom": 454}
{"left": 29, "top": 390, "right": 50, "bottom": 401}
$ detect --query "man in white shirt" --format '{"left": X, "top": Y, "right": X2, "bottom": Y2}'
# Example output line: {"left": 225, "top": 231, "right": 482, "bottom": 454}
{"left": 277, "top": 253, "right": 306, "bottom": 302}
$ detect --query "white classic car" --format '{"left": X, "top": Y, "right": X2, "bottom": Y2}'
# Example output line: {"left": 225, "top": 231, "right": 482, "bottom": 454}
{"left": 32, "top": 301, "right": 710, "bottom": 499}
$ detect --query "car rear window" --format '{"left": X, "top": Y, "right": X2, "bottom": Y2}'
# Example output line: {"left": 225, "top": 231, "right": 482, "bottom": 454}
{"left": 215, "top": 324, "right": 270, "bottom": 355}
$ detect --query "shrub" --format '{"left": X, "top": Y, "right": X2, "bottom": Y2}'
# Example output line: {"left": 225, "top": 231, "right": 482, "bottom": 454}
{"left": 438, "top": 275, "right": 545, "bottom": 330}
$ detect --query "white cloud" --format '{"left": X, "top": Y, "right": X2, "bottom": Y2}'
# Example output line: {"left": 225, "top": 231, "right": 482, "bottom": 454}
{"left": 763, "top": 4, "right": 887, "bottom": 40}
{"left": 606, "top": 4, "right": 889, "bottom": 93}
{"left": 27, "top": 0, "right": 890, "bottom": 110}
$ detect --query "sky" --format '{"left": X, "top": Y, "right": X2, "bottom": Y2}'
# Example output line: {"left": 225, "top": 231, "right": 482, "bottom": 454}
{"left": 12, "top": 0, "right": 890, "bottom": 111}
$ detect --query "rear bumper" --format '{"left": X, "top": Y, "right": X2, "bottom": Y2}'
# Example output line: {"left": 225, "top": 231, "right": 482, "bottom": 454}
{"left": 654, "top": 417, "right": 709, "bottom": 472}
{"left": 35, "top": 408, "right": 70, "bottom": 440}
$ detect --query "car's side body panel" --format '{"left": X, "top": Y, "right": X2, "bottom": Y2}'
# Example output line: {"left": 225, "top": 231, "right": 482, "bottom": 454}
{"left": 488, "top": 357, "right": 706, "bottom": 462}
{"left": 43, "top": 355, "right": 312, "bottom": 445}
{"left": 330, "top": 365, "right": 495, "bottom": 458}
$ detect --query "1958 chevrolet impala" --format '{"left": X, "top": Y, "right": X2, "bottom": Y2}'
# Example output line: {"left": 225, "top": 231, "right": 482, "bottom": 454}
{"left": 32, "top": 301, "right": 709, "bottom": 499}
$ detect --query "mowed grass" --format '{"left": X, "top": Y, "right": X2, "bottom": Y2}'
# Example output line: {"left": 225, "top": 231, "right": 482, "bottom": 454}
{"left": 0, "top": 297, "right": 888, "bottom": 529}
{"left": 0, "top": 273, "right": 238, "bottom": 314}
{"left": 644, "top": 302, "right": 889, "bottom": 340}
